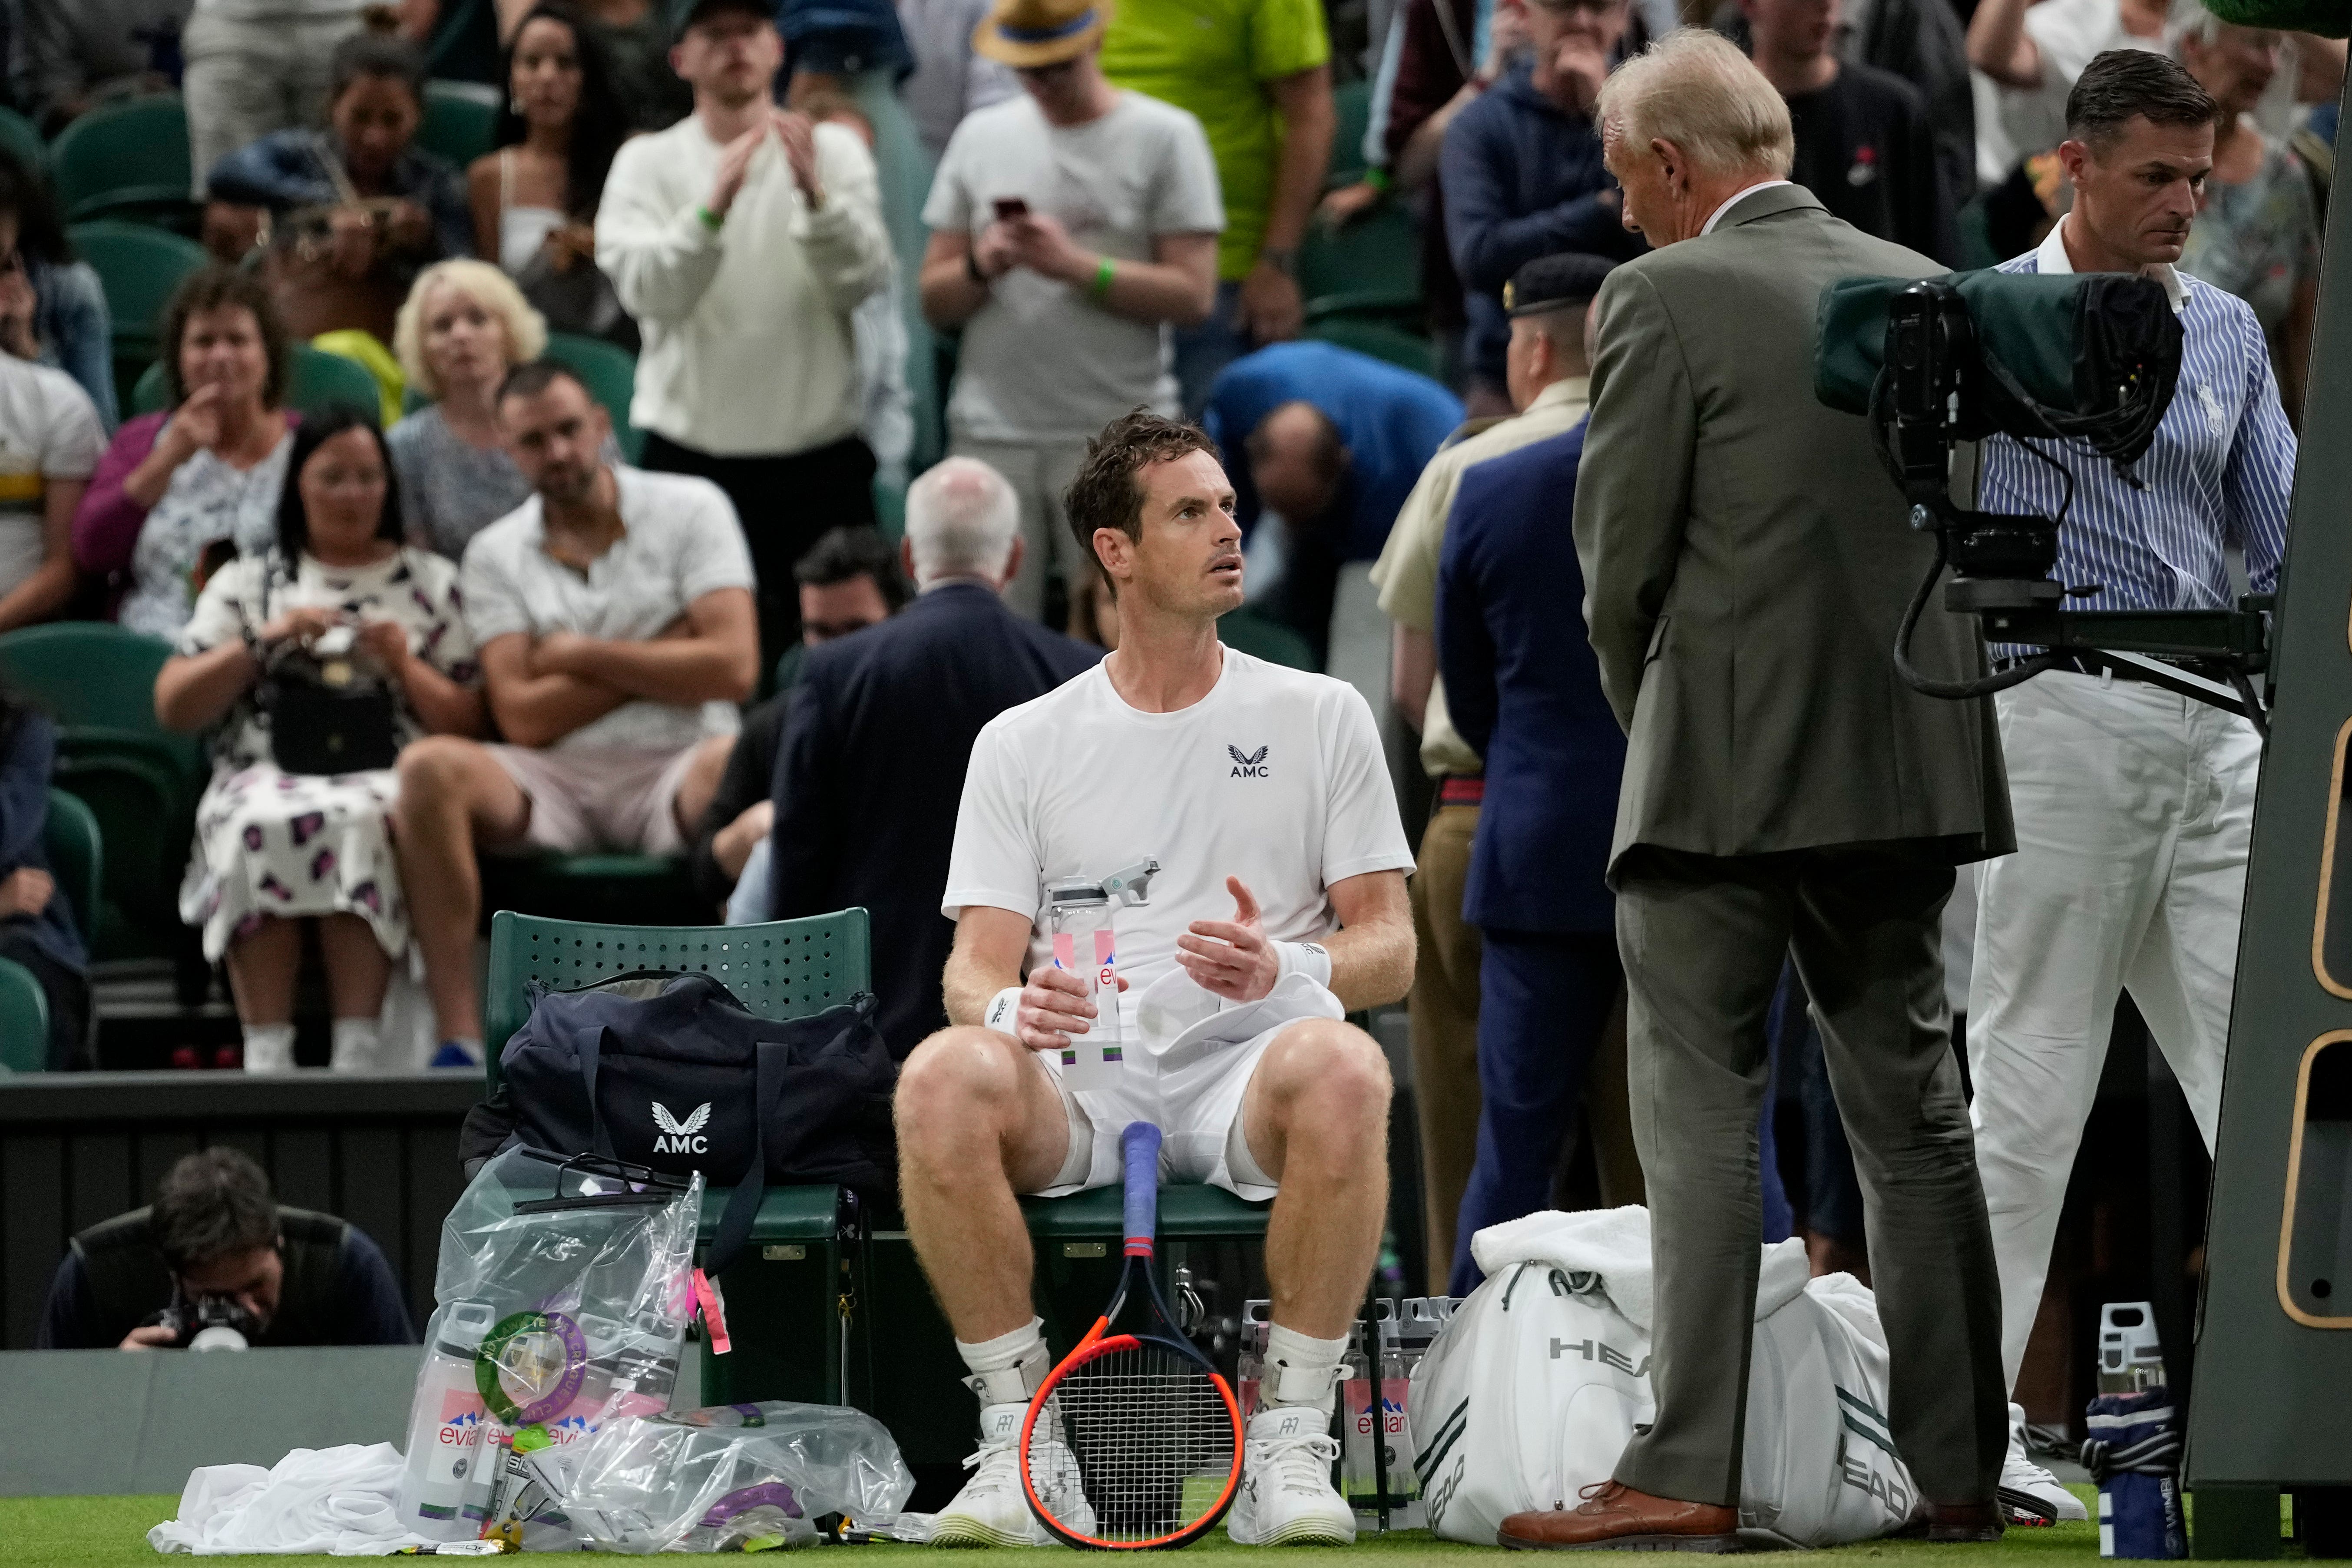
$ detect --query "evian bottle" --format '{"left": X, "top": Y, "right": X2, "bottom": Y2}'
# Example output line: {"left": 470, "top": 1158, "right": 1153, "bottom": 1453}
{"left": 1045, "top": 859, "right": 1158, "bottom": 1089}
{"left": 396, "top": 1300, "right": 497, "bottom": 1539}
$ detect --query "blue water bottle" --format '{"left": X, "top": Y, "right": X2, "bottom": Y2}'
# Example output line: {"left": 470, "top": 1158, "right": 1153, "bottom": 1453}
{"left": 2081, "top": 1303, "right": 2184, "bottom": 1559}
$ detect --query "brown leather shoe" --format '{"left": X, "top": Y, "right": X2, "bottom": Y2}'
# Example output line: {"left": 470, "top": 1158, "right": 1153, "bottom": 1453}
{"left": 1925, "top": 1501, "right": 2006, "bottom": 1542}
{"left": 1499, "top": 1482, "right": 1740, "bottom": 1551}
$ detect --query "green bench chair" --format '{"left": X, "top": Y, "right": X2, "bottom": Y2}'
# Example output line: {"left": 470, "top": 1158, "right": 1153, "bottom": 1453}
{"left": 419, "top": 82, "right": 499, "bottom": 169}
{"left": 483, "top": 908, "right": 873, "bottom": 1405}
{"left": 0, "top": 787, "right": 106, "bottom": 1072}
{"left": 50, "top": 94, "right": 195, "bottom": 229}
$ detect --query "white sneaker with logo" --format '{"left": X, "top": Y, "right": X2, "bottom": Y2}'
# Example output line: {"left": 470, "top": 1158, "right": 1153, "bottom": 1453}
{"left": 1225, "top": 1405, "right": 1355, "bottom": 1546}
{"left": 929, "top": 1402, "right": 1095, "bottom": 1547}
{"left": 1999, "top": 1402, "right": 2088, "bottom": 1525}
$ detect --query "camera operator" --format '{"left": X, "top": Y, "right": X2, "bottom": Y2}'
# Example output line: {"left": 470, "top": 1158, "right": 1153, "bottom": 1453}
{"left": 36, "top": 1148, "right": 415, "bottom": 1351}
{"left": 1966, "top": 49, "right": 2295, "bottom": 1525}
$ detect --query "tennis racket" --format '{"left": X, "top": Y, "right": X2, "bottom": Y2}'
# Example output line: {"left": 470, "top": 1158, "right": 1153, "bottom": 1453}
{"left": 1019, "top": 1121, "right": 1245, "bottom": 1549}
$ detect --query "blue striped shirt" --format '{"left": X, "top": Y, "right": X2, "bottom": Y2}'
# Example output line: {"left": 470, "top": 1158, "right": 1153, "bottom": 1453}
{"left": 1978, "top": 220, "right": 2297, "bottom": 659}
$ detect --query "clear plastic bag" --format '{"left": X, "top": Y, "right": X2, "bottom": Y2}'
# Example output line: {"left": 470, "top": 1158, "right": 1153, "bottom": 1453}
{"left": 559, "top": 1402, "right": 916, "bottom": 1553}
{"left": 396, "top": 1147, "right": 703, "bottom": 1539}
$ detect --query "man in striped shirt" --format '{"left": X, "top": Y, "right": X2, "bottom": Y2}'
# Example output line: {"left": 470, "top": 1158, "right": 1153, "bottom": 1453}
{"left": 1968, "top": 48, "right": 2294, "bottom": 1525}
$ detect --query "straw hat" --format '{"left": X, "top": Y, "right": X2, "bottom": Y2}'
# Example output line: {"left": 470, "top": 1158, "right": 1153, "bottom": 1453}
{"left": 972, "top": 0, "right": 1104, "bottom": 68}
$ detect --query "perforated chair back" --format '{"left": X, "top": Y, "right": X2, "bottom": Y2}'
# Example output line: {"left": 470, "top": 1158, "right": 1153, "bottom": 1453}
{"left": 483, "top": 908, "right": 873, "bottom": 1095}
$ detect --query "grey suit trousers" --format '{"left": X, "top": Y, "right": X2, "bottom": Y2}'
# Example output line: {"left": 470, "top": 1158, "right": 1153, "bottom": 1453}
{"left": 1608, "top": 843, "right": 2006, "bottom": 1510}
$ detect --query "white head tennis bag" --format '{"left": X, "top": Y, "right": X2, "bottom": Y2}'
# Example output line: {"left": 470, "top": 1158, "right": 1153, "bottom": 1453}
{"left": 1408, "top": 1226, "right": 1917, "bottom": 1547}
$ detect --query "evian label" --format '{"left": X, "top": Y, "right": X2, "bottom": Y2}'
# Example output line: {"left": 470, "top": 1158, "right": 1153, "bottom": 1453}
{"left": 1052, "top": 926, "right": 1128, "bottom": 1088}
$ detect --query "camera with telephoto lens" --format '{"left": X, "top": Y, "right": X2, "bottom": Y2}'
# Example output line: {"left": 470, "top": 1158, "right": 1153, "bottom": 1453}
{"left": 143, "top": 1285, "right": 263, "bottom": 1350}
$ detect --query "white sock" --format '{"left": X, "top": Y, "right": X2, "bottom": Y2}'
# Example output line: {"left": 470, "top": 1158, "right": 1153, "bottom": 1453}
{"left": 956, "top": 1316, "right": 1049, "bottom": 1409}
{"left": 242, "top": 1023, "right": 296, "bottom": 1073}
{"left": 330, "top": 1017, "right": 380, "bottom": 1071}
{"left": 1263, "top": 1323, "right": 1347, "bottom": 1415}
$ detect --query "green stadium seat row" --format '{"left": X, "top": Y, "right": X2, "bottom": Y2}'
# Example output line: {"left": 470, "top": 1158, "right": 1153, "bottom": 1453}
{"left": 0, "top": 787, "right": 101, "bottom": 1072}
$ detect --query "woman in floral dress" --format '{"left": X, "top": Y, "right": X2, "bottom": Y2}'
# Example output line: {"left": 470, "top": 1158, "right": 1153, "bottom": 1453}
{"left": 155, "top": 408, "right": 484, "bottom": 1072}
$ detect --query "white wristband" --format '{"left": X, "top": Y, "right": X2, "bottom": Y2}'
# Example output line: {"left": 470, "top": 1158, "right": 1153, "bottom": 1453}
{"left": 1274, "top": 940, "right": 1333, "bottom": 990}
{"left": 983, "top": 986, "right": 1024, "bottom": 1034}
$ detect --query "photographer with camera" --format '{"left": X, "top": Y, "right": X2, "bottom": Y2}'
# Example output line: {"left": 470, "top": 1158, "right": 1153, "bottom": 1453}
{"left": 36, "top": 1148, "right": 414, "bottom": 1351}
{"left": 1965, "top": 48, "right": 2295, "bottom": 1525}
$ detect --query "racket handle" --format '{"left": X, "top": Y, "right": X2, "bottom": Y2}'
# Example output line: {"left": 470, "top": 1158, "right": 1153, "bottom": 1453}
{"left": 1121, "top": 1121, "right": 1162, "bottom": 1256}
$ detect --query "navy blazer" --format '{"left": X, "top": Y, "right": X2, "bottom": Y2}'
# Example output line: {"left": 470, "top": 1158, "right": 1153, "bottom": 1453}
{"left": 767, "top": 583, "right": 1103, "bottom": 1057}
{"left": 1436, "top": 423, "right": 1625, "bottom": 933}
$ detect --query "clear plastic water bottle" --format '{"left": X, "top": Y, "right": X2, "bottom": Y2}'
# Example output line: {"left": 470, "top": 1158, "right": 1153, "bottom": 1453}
{"left": 1045, "top": 860, "right": 1157, "bottom": 1089}
{"left": 1236, "top": 1300, "right": 1271, "bottom": 1419}
{"left": 396, "top": 1300, "right": 497, "bottom": 1539}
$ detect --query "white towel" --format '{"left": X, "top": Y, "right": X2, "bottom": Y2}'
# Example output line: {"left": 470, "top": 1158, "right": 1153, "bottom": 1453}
{"left": 1469, "top": 1206, "right": 1812, "bottom": 1333}
{"left": 148, "top": 1443, "right": 436, "bottom": 1556}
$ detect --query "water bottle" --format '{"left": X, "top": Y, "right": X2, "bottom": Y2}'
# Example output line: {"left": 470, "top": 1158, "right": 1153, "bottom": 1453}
{"left": 1382, "top": 1297, "right": 1458, "bottom": 1530}
{"left": 2084, "top": 1303, "right": 2184, "bottom": 1559}
{"left": 1236, "top": 1300, "right": 1270, "bottom": 1419}
{"left": 1340, "top": 1312, "right": 1382, "bottom": 1523}
{"left": 1045, "top": 860, "right": 1158, "bottom": 1089}
{"left": 397, "top": 1301, "right": 497, "bottom": 1539}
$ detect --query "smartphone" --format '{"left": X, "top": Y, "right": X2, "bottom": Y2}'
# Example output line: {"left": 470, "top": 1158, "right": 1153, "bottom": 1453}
{"left": 992, "top": 197, "right": 1031, "bottom": 222}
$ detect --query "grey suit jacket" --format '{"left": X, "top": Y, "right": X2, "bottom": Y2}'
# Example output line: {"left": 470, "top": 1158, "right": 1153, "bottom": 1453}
{"left": 1574, "top": 183, "right": 2011, "bottom": 873}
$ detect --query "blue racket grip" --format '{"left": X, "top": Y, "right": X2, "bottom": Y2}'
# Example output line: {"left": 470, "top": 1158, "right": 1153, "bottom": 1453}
{"left": 1121, "top": 1121, "right": 1162, "bottom": 1256}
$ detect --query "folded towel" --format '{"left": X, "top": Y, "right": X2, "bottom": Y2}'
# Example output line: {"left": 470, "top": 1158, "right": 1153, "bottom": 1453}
{"left": 149, "top": 1443, "right": 434, "bottom": 1557}
{"left": 1471, "top": 1206, "right": 1812, "bottom": 1332}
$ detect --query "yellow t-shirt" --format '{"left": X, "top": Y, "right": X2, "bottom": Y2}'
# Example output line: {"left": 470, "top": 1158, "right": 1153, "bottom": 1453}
{"left": 1101, "top": 0, "right": 1330, "bottom": 281}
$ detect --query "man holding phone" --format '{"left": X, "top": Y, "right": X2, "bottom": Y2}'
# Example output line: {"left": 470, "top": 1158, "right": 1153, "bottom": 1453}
{"left": 918, "top": 0, "right": 1224, "bottom": 623}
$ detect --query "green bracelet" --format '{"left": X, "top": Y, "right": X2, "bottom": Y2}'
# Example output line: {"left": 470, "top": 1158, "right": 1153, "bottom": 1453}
{"left": 1092, "top": 256, "right": 1116, "bottom": 297}
{"left": 695, "top": 204, "right": 723, "bottom": 232}
{"left": 1365, "top": 166, "right": 1392, "bottom": 192}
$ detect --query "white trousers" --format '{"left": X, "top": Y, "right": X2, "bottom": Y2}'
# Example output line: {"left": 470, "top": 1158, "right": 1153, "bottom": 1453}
{"left": 1967, "top": 670, "right": 2258, "bottom": 1389}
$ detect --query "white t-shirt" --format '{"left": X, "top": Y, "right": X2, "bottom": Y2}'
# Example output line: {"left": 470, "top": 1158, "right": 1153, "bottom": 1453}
{"left": 943, "top": 649, "right": 1416, "bottom": 1039}
{"left": 923, "top": 90, "right": 1224, "bottom": 444}
{"left": 0, "top": 357, "right": 103, "bottom": 602}
{"left": 460, "top": 465, "right": 755, "bottom": 755}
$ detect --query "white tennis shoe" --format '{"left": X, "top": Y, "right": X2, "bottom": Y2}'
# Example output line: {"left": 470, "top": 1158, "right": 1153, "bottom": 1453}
{"left": 1999, "top": 1402, "right": 2088, "bottom": 1525}
{"left": 929, "top": 1402, "right": 1095, "bottom": 1547}
{"left": 1226, "top": 1405, "right": 1356, "bottom": 1546}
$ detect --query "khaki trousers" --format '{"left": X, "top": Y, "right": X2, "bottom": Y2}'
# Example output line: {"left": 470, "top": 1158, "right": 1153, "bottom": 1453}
{"left": 1407, "top": 803, "right": 1481, "bottom": 1287}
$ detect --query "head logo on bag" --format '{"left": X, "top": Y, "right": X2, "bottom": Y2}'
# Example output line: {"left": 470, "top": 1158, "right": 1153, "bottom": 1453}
{"left": 653, "top": 1102, "right": 713, "bottom": 1154}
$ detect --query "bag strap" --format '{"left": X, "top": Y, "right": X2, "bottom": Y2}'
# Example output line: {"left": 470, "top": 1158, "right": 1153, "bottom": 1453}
{"left": 701, "top": 1037, "right": 785, "bottom": 1278}
{"left": 575, "top": 1023, "right": 620, "bottom": 1162}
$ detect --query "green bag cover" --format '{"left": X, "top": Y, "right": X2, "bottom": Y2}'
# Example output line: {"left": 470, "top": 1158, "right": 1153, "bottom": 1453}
{"left": 2203, "top": 0, "right": 2348, "bottom": 36}
{"left": 1817, "top": 270, "right": 2093, "bottom": 416}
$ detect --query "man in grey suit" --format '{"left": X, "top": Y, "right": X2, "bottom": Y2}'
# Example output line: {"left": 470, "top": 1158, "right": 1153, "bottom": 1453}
{"left": 1496, "top": 30, "right": 2011, "bottom": 1551}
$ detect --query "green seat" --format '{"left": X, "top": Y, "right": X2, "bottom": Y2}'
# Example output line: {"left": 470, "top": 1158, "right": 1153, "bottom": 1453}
{"left": 1021, "top": 1182, "right": 1271, "bottom": 1239}
{"left": 70, "top": 221, "right": 208, "bottom": 357}
{"left": 0, "top": 959, "right": 48, "bottom": 1072}
{"left": 420, "top": 82, "right": 499, "bottom": 170}
{"left": 542, "top": 331, "right": 642, "bottom": 462}
{"left": 1307, "top": 315, "right": 1441, "bottom": 380}
{"left": 0, "top": 106, "right": 46, "bottom": 173}
{"left": 133, "top": 342, "right": 384, "bottom": 419}
{"left": 1328, "top": 79, "right": 1371, "bottom": 189}
{"left": 44, "top": 788, "right": 103, "bottom": 951}
{"left": 424, "top": 0, "right": 502, "bottom": 85}
{"left": 1219, "top": 605, "right": 1318, "bottom": 671}
{"left": 1299, "top": 199, "right": 1422, "bottom": 323}
{"left": 484, "top": 909, "right": 873, "bottom": 1405}
{"left": 51, "top": 94, "right": 195, "bottom": 227}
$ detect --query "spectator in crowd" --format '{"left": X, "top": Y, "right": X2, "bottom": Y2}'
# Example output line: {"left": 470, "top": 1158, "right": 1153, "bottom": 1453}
{"left": 12, "top": 0, "right": 190, "bottom": 135}
{"left": 470, "top": 3, "right": 638, "bottom": 351}
{"left": 1370, "top": 251, "right": 1609, "bottom": 1287}
{"left": 205, "top": 31, "right": 473, "bottom": 344}
{"left": 898, "top": 0, "right": 1019, "bottom": 157}
{"left": 0, "top": 682, "right": 92, "bottom": 1070}
{"left": 39, "top": 1148, "right": 413, "bottom": 1349}
{"left": 598, "top": 0, "right": 893, "bottom": 668}
{"left": 155, "top": 408, "right": 483, "bottom": 1074}
{"left": 182, "top": 0, "right": 378, "bottom": 193}
{"left": 778, "top": 0, "right": 914, "bottom": 106}
{"left": 388, "top": 261, "right": 552, "bottom": 561}
{"left": 1101, "top": 0, "right": 1336, "bottom": 410}
{"left": 0, "top": 349, "right": 106, "bottom": 635}
{"left": 1202, "top": 339, "right": 1462, "bottom": 664}
{"left": 1969, "top": 0, "right": 2164, "bottom": 186}
{"left": 582, "top": 0, "right": 694, "bottom": 130}
{"left": 1743, "top": 0, "right": 1954, "bottom": 261}
{"left": 694, "top": 523, "right": 906, "bottom": 916}
{"left": 1712, "top": 0, "right": 1975, "bottom": 230}
{"left": 1968, "top": 50, "right": 2294, "bottom": 1528}
{"left": 1436, "top": 363, "right": 1626, "bottom": 1294}
{"left": 392, "top": 362, "right": 757, "bottom": 1068}
{"left": 799, "top": 92, "right": 913, "bottom": 496}
{"left": 74, "top": 268, "right": 298, "bottom": 639}
{"left": 2178, "top": 13, "right": 2320, "bottom": 421}
{"left": 900, "top": 413, "right": 1412, "bottom": 1547}
{"left": 1441, "top": 0, "right": 1644, "bottom": 413}
{"left": 1499, "top": 31, "right": 2009, "bottom": 1550}
{"left": 764, "top": 458, "right": 1099, "bottom": 1054}
{"left": 917, "top": 0, "right": 1222, "bottom": 622}
{"left": 0, "top": 149, "right": 120, "bottom": 430}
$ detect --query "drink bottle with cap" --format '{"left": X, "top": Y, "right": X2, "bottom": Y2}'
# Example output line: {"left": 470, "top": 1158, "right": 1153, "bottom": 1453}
{"left": 1045, "top": 859, "right": 1158, "bottom": 1089}
{"left": 396, "top": 1301, "right": 498, "bottom": 1539}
